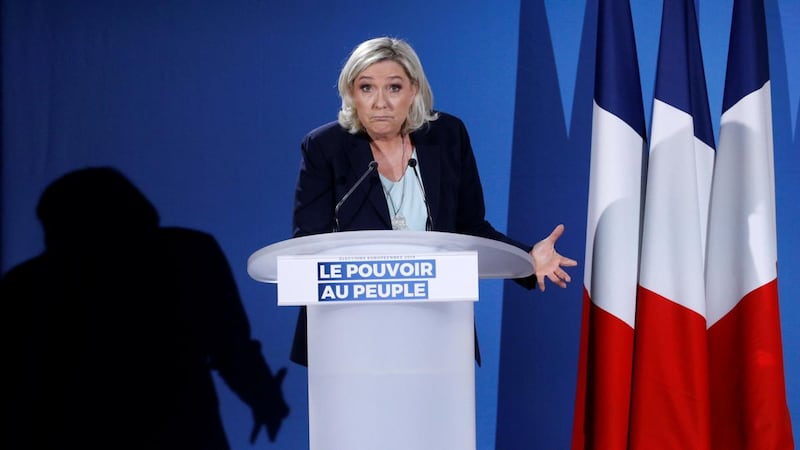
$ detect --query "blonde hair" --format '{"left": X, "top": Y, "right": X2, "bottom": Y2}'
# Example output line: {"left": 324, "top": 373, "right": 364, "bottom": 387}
{"left": 337, "top": 37, "right": 438, "bottom": 134}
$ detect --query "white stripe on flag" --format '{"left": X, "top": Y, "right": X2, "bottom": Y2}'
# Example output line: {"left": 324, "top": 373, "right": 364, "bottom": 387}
{"left": 639, "top": 99, "right": 714, "bottom": 316}
{"left": 706, "top": 81, "right": 776, "bottom": 326}
{"left": 584, "top": 101, "right": 643, "bottom": 327}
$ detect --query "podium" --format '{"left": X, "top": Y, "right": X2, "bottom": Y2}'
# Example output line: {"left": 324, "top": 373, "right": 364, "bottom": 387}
{"left": 247, "top": 230, "right": 533, "bottom": 450}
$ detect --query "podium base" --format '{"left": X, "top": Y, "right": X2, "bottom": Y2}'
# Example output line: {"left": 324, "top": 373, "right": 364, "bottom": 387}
{"left": 307, "top": 301, "right": 477, "bottom": 450}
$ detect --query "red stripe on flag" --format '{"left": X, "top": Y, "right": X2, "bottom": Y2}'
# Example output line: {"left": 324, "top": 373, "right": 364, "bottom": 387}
{"left": 630, "top": 286, "right": 711, "bottom": 450}
{"left": 572, "top": 287, "right": 634, "bottom": 450}
{"left": 708, "top": 279, "right": 794, "bottom": 450}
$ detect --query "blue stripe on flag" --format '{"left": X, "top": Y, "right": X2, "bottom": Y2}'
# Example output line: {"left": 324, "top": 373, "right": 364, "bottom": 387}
{"left": 654, "top": 0, "right": 715, "bottom": 149}
{"left": 722, "top": 0, "right": 770, "bottom": 113}
{"left": 595, "top": 0, "right": 646, "bottom": 138}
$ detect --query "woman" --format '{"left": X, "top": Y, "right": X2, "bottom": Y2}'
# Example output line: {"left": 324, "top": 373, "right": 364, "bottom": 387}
{"left": 290, "top": 36, "right": 577, "bottom": 365}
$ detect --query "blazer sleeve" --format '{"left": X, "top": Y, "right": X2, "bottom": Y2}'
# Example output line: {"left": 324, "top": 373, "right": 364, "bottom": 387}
{"left": 437, "top": 115, "right": 538, "bottom": 290}
{"left": 292, "top": 128, "right": 338, "bottom": 237}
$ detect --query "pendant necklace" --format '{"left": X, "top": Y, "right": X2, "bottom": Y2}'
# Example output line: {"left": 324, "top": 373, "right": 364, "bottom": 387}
{"left": 375, "top": 135, "right": 409, "bottom": 230}
{"left": 385, "top": 177, "right": 408, "bottom": 230}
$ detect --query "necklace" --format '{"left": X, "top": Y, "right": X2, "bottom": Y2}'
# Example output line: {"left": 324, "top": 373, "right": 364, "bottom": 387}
{"left": 373, "top": 135, "right": 409, "bottom": 230}
{"left": 382, "top": 173, "right": 408, "bottom": 230}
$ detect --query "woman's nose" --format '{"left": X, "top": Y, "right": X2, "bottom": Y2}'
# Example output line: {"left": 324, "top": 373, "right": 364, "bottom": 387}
{"left": 373, "top": 90, "right": 388, "bottom": 108}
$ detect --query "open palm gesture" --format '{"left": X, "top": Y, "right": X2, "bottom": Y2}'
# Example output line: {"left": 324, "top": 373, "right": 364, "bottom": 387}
{"left": 530, "top": 224, "right": 578, "bottom": 292}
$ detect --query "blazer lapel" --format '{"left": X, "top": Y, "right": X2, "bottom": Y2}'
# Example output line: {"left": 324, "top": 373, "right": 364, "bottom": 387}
{"left": 412, "top": 134, "right": 441, "bottom": 231}
{"left": 344, "top": 134, "right": 392, "bottom": 229}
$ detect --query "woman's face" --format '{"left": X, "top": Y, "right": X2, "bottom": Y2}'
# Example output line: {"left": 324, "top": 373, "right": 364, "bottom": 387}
{"left": 351, "top": 60, "right": 418, "bottom": 139}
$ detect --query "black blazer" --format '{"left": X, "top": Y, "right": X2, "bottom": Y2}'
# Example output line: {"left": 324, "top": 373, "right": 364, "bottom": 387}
{"left": 289, "top": 112, "right": 537, "bottom": 365}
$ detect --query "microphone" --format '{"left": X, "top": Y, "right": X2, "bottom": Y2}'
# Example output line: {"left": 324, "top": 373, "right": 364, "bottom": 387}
{"left": 408, "top": 158, "right": 433, "bottom": 231}
{"left": 333, "top": 160, "right": 378, "bottom": 232}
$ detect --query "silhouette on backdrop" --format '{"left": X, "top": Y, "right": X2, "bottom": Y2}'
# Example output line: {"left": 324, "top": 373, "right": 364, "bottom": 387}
{"left": 0, "top": 167, "right": 289, "bottom": 450}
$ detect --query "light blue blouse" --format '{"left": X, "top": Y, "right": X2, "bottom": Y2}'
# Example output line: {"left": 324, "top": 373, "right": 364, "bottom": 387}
{"left": 378, "top": 149, "right": 428, "bottom": 231}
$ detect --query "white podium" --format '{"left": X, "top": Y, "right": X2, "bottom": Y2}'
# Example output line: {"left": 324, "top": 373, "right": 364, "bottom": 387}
{"left": 247, "top": 230, "right": 533, "bottom": 450}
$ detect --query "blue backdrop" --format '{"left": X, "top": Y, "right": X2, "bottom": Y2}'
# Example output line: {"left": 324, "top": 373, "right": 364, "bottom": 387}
{"left": 1, "top": 1, "right": 797, "bottom": 449}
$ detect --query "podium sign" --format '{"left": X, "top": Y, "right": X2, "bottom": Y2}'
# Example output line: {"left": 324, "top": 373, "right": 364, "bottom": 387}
{"left": 276, "top": 252, "right": 478, "bottom": 305}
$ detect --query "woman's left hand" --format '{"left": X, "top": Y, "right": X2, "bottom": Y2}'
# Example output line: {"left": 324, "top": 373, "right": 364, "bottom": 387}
{"left": 530, "top": 224, "right": 578, "bottom": 292}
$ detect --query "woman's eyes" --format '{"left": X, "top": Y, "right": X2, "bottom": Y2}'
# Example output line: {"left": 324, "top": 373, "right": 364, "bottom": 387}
{"left": 357, "top": 84, "right": 403, "bottom": 93}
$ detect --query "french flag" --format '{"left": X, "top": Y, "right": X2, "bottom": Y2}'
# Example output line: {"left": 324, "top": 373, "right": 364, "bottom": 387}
{"left": 571, "top": 0, "right": 645, "bottom": 448}
{"left": 705, "top": 0, "right": 795, "bottom": 448}
{"left": 628, "top": 0, "right": 715, "bottom": 448}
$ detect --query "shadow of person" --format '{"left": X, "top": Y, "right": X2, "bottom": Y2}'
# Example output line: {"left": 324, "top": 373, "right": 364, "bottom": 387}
{"left": 0, "top": 167, "right": 289, "bottom": 450}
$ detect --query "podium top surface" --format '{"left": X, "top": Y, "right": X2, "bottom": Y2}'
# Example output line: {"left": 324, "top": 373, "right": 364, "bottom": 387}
{"left": 247, "top": 230, "right": 533, "bottom": 283}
